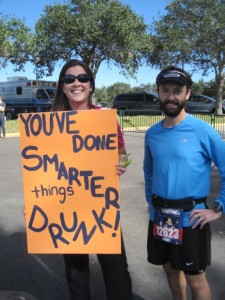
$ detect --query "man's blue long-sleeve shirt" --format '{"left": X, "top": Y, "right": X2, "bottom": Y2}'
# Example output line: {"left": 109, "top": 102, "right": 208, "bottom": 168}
{"left": 143, "top": 114, "right": 225, "bottom": 226}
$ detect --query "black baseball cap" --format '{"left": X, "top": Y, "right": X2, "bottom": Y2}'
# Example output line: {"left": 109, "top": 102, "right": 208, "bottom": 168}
{"left": 156, "top": 68, "right": 192, "bottom": 87}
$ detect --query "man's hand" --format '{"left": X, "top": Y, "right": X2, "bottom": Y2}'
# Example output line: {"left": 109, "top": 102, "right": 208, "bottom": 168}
{"left": 189, "top": 208, "right": 222, "bottom": 229}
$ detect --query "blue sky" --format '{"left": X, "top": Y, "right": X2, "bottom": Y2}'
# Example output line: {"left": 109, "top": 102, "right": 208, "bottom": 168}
{"left": 0, "top": 0, "right": 212, "bottom": 88}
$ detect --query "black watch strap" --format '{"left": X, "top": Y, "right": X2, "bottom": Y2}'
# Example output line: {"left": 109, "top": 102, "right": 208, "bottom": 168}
{"left": 213, "top": 202, "right": 223, "bottom": 212}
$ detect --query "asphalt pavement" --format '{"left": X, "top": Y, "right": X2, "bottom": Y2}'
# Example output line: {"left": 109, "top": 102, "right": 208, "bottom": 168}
{"left": 0, "top": 133, "right": 225, "bottom": 300}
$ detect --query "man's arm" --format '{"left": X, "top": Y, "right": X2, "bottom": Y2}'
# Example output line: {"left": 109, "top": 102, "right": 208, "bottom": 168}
{"left": 143, "top": 134, "right": 153, "bottom": 204}
{"left": 0, "top": 104, "right": 5, "bottom": 112}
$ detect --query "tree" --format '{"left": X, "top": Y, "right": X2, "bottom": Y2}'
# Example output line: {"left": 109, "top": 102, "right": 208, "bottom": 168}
{"left": 106, "top": 82, "right": 132, "bottom": 102}
{"left": 0, "top": 14, "right": 32, "bottom": 71}
{"left": 33, "top": 0, "right": 152, "bottom": 79}
{"left": 191, "top": 80, "right": 206, "bottom": 96}
{"left": 203, "top": 80, "right": 218, "bottom": 99}
{"left": 132, "top": 83, "right": 157, "bottom": 93}
{"left": 94, "top": 86, "right": 109, "bottom": 103}
{"left": 149, "top": 0, "right": 225, "bottom": 114}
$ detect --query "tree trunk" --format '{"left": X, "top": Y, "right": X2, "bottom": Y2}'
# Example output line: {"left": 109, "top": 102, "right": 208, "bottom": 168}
{"left": 216, "top": 69, "right": 225, "bottom": 114}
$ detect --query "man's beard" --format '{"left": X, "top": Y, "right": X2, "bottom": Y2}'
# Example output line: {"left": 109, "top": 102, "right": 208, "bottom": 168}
{"left": 160, "top": 99, "right": 186, "bottom": 117}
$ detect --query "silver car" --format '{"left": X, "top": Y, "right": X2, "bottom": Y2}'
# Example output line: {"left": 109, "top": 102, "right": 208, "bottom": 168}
{"left": 185, "top": 95, "right": 225, "bottom": 113}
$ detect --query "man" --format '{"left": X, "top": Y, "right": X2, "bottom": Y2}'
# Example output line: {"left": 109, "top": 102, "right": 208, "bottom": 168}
{"left": 0, "top": 97, "right": 6, "bottom": 138}
{"left": 143, "top": 66, "right": 225, "bottom": 300}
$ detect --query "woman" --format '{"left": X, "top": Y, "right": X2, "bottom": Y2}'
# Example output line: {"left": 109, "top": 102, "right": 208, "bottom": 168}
{"left": 51, "top": 59, "right": 133, "bottom": 300}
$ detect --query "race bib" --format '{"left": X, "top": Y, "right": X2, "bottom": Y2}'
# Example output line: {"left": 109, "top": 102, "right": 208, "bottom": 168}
{"left": 153, "top": 208, "right": 183, "bottom": 245}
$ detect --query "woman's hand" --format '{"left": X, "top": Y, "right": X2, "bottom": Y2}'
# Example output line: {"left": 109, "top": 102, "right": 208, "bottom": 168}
{"left": 117, "top": 146, "right": 132, "bottom": 176}
{"left": 116, "top": 163, "right": 127, "bottom": 176}
{"left": 117, "top": 153, "right": 132, "bottom": 176}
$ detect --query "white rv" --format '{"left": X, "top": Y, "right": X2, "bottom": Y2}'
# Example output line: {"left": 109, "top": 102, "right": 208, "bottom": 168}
{"left": 0, "top": 76, "right": 57, "bottom": 120}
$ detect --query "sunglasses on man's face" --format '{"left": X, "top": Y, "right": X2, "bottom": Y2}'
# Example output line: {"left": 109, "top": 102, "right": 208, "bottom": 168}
{"left": 62, "top": 74, "right": 90, "bottom": 84}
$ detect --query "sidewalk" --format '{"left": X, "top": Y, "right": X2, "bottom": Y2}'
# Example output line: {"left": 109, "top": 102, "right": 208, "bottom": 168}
{"left": 0, "top": 134, "right": 225, "bottom": 299}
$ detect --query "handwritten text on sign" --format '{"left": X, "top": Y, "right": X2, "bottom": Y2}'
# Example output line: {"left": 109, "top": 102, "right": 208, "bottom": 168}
{"left": 19, "top": 109, "right": 121, "bottom": 254}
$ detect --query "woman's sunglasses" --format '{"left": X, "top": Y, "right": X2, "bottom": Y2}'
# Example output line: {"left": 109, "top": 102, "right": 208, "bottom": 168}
{"left": 62, "top": 74, "right": 90, "bottom": 84}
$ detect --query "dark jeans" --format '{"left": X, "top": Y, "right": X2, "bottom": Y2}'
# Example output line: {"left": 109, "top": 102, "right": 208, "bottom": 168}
{"left": 63, "top": 235, "right": 133, "bottom": 300}
{"left": 0, "top": 115, "right": 6, "bottom": 137}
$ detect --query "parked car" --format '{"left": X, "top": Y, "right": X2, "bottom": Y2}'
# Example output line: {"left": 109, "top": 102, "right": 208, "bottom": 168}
{"left": 112, "top": 92, "right": 161, "bottom": 114}
{"left": 185, "top": 95, "right": 225, "bottom": 113}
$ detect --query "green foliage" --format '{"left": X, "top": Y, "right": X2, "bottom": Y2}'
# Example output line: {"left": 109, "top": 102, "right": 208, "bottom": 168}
{"left": 94, "top": 86, "right": 108, "bottom": 103}
{"left": 94, "top": 78, "right": 221, "bottom": 106}
{"left": 106, "top": 82, "right": 132, "bottom": 102}
{"left": 5, "top": 120, "right": 19, "bottom": 133}
{"left": 191, "top": 80, "right": 206, "bottom": 96}
{"left": 192, "top": 80, "right": 218, "bottom": 98}
{"left": 192, "top": 79, "right": 225, "bottom": 99}
{"left": 132, "top": 83, "right": 157, "bottom": 93}
{"left": 202, "top": 81, "right": 218, "bottom": 99}
{"left": 149, "top": 0, "right": 225, "bottom": 113}
{"left": 0, "top": 14, "right": 32, "bottom": 70}
{"left": 95, "top": 82, "right": 135, "bottom": 104}
{"left": 2, "top": 0, "right": 225, "bottom": 108}
{"left": 33, "top": 0, "right": 152, "bottom": 78}
{"left": 95, "top": 81, "right": 157, "bottom": 104}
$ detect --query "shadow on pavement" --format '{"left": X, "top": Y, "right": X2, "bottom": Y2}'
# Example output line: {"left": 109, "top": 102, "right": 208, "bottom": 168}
{"left": 0, "top": 229, "right": 145, "bottom": 300}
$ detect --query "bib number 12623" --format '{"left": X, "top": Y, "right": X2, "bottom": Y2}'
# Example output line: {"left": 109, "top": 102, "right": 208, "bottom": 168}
{"left": 153, "top": 208, "right": 183, "bottom": 245}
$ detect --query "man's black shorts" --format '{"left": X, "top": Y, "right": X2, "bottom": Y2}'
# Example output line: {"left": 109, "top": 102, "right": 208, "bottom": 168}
{"left": 147, "top": 221, "right": 211, "bottom": 273}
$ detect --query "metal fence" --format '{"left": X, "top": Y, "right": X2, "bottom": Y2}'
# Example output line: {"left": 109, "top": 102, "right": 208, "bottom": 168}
{"left": 118, "top": 111, "right": 225, "bottom": 139}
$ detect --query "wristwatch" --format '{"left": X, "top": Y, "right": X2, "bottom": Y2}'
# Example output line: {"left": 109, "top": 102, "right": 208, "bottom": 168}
{"left": 213, "top": 201, "right": 223, "bottom": 212}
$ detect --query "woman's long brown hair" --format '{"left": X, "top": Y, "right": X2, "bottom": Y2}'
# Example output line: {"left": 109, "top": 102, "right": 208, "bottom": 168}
{"left": 51, "top": 59, "right": 95, "bottom": 112}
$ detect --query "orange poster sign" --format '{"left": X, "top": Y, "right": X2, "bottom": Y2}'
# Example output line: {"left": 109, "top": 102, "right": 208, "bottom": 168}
{"left": 19, "top": 109, "right": 121, "bottom": 254}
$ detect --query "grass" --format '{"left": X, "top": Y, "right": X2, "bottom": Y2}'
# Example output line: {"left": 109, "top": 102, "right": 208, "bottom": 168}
{"left": 5, "top": 115, "right": 163, "bottom": 134}
{"left": 117, "top": 113, "right": 225, "bottom": 130}
{"left": 118, "top": 115, "right": 164, "bottom": 130}
{"left": 4, "top": 113, "right": 225, "bottom": 134}
{"left": 5, "top": 119, "right": 19, "bottom": 133}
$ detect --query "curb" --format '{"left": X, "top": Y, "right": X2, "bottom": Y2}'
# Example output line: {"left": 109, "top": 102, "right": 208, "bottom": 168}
{"left": 3, "top": 133, "right": 20, "bottom": 137}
